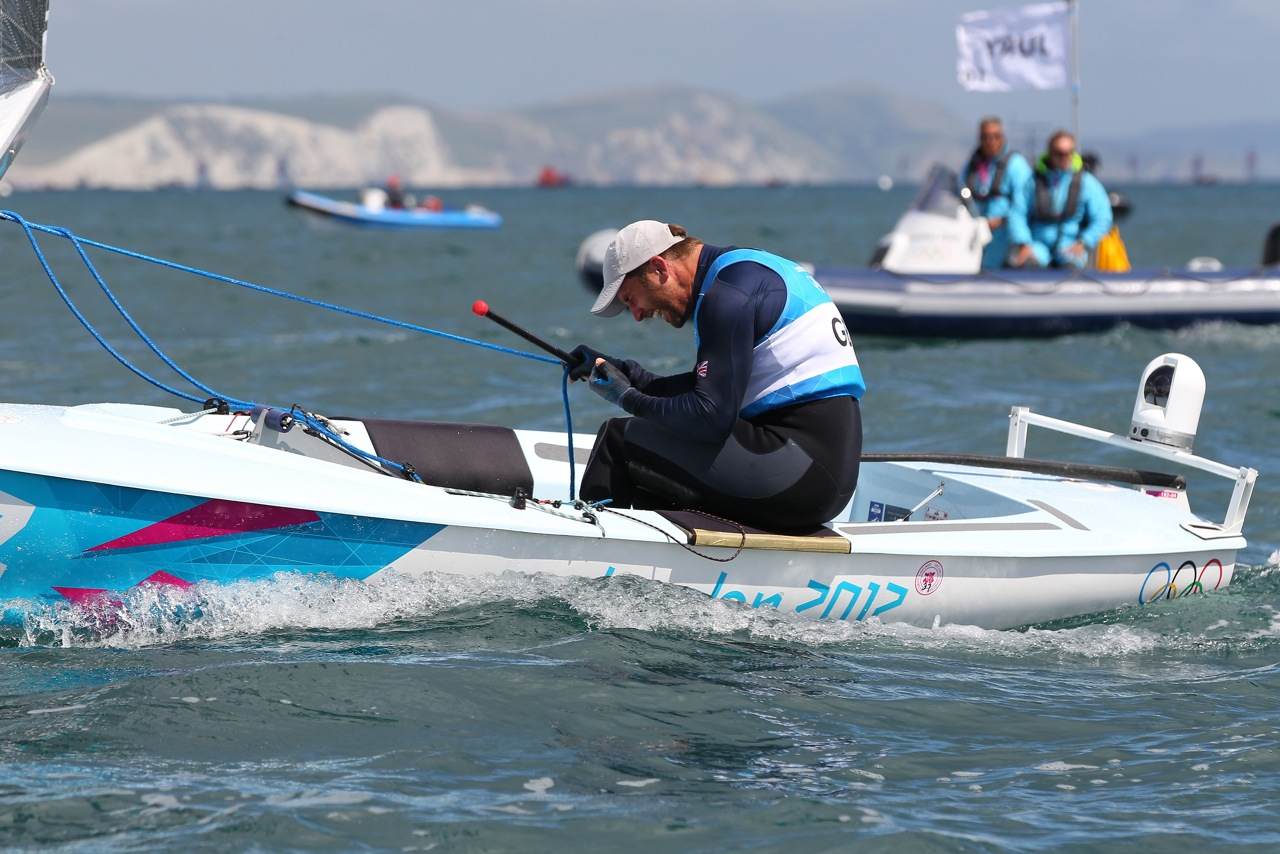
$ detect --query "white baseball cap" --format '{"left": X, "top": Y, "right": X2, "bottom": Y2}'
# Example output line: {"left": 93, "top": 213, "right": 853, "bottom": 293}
{"left": 591, "top": 220, "right": 683, "bottom": 317}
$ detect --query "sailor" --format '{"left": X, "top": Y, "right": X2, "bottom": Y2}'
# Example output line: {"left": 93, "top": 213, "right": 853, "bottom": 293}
{"left": 384, "top": 175, "right": 407, "bottom": 209}
{"left": 1007, "top": 130, "right": 1113, "bottom": 269}
{"left": 961, "top": 116, "right": 1032, "bottom": 269}
{"left": 569, "top": 221, "right": 865, "bottom": 531}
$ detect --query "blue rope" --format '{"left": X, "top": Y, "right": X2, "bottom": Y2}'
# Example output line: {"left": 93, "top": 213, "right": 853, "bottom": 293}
{"left": 62, "top": 223, "right": 249, "bottom": 406}
{"left": 7, "top": 211, "right": 212, "bottom": 405}
{"left": 6, "top": 210, "right": 421, "bottom": 480}
{"left": 286, "top": 405, "right": 426, "bottom": 482}
{"left": 0, "top": 211, "right": 559, "bottom": 366}
{"left": 561, "top": 367, "right": 576, "bottom": 501}
{"left": 1, "top": 210, "right": 582, "bottom": 494}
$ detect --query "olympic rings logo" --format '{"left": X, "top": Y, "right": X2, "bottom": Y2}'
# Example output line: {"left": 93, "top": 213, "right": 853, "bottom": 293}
{"left": 1139, "top": 558, "right": 1224, "bottom": 605}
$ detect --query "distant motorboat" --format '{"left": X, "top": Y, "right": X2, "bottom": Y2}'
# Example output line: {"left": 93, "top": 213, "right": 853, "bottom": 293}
{"left": 286, "top": 189, "right": 502, "bottom": 230}
{"left": 813, "top": 263, "right": 1280, "bottom": 337}
{"left": 536, "top": 166, "right": 572, "bottom": 188}
{"left": 840, "top": 166, "right": 1280, "bottom": 336}
{"left": 574, "top": 167, "right": 1280, "bottom": 338}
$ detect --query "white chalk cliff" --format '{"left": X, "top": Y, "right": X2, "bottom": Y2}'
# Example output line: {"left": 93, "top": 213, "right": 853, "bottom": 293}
{"left": 13, "top": 104, "right": 508, "bottom": 189}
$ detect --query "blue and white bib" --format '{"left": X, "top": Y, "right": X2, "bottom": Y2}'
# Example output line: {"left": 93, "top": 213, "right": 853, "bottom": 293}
{"left": 695, "top": 249, "right": 865, "bottom": 418}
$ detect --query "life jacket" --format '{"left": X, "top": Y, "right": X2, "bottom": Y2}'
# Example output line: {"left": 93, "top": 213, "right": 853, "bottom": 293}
{"left": 694, "top": 249, "right": 865, "bottom": 419}
{"left": 1032, "top": 152, "right": 1085, "bottom": 224}
{"left": 963, "top": 149, "right": 1012, "bottom": 202}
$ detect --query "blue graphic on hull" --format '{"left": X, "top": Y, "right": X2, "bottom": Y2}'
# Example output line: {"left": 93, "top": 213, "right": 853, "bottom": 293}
{"left": 710, "top": 570, "right": 908, "bottom": 621}
{"left": 0, "top": 470, "right": 442, "bottom": 599}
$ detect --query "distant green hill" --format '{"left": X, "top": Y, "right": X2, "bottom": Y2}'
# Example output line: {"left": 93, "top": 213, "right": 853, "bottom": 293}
{"left": 761, "top": 83, "right": 967, "bottom": 180}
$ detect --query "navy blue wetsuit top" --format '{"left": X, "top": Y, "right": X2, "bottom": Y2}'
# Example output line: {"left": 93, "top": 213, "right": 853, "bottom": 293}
{"left": 615, "top": 244, "right": 787, "bottom": 443}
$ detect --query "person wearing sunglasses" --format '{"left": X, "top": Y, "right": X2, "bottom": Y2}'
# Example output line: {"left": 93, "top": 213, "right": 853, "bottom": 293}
{"left": 960, "top": 116, "right": 1032, "bottom": 269}
{"left": 1007, "top": 129, "right": 1112, "bottom": 269}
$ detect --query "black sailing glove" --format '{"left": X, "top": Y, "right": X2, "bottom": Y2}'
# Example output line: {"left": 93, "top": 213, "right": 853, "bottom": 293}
{"left": 567, "top": 344, "right": 610, "bottom": 381}
{"left": 588, "top": 359, "right": 634, "bottom": 408}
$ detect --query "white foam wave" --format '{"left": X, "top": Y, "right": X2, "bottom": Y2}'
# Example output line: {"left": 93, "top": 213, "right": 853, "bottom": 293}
{"left": 1, "top": 568, "right": 1241, "bottom": 658}
{"left": 1084, "top": 321, "right": 1280, "bottom": 354}
{"left": 1035, "top": 761, "right": 1099, "bottom": 772}
{"left": 1247, "top": 605, "right": 1280, "bottom": 642}
{"left": 1170, "top": 321, "right": 1280, "bottom": 351}
{"left": 561, "top": 577, "right": 1175, "bottom": 658}
{"left": 15, "top": 570, "right": 569, "bottom": 649}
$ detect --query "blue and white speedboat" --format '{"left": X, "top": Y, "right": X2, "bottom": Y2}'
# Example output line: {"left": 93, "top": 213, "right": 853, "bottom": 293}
{"left": 286, "top": 189, "right": 502, "bottom": 230}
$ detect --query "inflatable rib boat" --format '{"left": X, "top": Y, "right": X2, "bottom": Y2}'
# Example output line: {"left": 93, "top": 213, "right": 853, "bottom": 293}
{"left": 827, "top": 168, "right": 1280, "bottom": 335}
{"left": 576, "top": 169, "right": 1280, "bottom": 337}
{"left": 812, "top": 264, "right": 1280, "bottom": 337}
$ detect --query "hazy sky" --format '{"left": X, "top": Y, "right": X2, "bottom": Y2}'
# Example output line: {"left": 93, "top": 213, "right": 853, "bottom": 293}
{"left": 48, "top": 0, "right": 1279, "bottom": 137}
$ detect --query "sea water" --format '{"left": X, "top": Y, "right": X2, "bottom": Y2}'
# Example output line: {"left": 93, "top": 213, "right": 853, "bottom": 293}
{"left": 0, "top": 185, "right": 1277, "bottom": 850}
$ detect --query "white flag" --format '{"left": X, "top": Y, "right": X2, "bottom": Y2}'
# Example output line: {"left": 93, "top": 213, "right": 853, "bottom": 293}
{"left": 956, "top": 2, "right": 1072, "bottom": 92}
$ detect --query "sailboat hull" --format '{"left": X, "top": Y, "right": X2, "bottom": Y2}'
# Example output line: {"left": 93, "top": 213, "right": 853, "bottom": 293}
{"left": 0, "top": 402, "right": 1245, "bottom": 630}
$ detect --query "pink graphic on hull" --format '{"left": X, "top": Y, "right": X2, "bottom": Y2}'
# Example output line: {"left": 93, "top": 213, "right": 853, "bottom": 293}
{"left": 87, "top": 499, "right": 320, "bottom": 553}
{"left": 136, "top": 570, "right": 193, "bottom": 589}
{"left": 52, "top": 585, "right": 109, "bottom": 606}
{"left": 54, "top": 570, "right": 194, "bottom": 606}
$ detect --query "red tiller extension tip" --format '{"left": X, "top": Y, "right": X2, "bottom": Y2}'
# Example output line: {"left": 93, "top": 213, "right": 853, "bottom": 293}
{"left": 470, "top": 301, "right": 574, "bottom": 365}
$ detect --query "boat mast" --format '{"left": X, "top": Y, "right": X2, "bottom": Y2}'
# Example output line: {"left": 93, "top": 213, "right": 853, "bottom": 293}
{"left": 0, "top": 0, "right": 54, "bottom": 181}
{"left": 1069, "top": 0, "right": 1080, "bottom": 141}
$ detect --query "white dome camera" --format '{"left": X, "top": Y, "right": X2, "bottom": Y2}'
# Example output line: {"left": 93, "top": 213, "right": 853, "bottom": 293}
{"left": 1129, "top": 353, "right": 1205, "bottom": 451}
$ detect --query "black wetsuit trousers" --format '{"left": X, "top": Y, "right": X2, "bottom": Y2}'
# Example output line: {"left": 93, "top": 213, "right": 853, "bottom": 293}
{"left": 579, "top": 396, "right": 861, "bottom": 531}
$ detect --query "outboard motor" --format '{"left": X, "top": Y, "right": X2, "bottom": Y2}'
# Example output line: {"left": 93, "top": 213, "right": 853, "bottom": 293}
{"left": 870, "top": 165, "right": 990, "bottom": 274}
{"left": 575, "top": 227, "right": 618, "bottom": 291}
{"left": 1107, "top": 191, "right": 1133, "bottom": 222}
{"left": 1262, "top": 223, "right": 1280, "bottom": 267}
{"left": 1129, "top": 353, "right": 1205, "bottom": 451}
{"left": 359, "top": 187, "right": 388, "bottom": 211}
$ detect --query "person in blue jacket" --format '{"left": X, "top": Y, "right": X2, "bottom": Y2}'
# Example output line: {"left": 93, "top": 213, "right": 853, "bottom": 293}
{"left": 1008, "top": 130, "right": 1113, "bottom": 269}
{"left": 567, "top": 220, "right": 866, "bottom": 531}
{"left": 961, "top": 116, "right": 1032, "bottom": 269}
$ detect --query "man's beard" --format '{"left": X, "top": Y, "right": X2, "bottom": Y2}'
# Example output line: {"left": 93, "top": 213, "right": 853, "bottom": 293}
{"left": 666, "top": 298, "right": 694, "bottom": 329}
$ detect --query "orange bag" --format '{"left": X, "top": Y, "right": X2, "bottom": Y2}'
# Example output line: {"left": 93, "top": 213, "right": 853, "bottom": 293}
{"left": 1095, "top": 226, "right": 1131, "bottom": 272}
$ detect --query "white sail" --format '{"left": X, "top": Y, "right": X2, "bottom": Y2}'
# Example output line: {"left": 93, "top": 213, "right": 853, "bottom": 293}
{"left": 0, "top": 0, "right": 51, "bottom": 180}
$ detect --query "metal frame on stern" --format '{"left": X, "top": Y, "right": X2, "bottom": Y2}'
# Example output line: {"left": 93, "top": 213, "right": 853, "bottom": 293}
{"left": 1006, "top": 407, "right": 1257, "bottom": 535}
